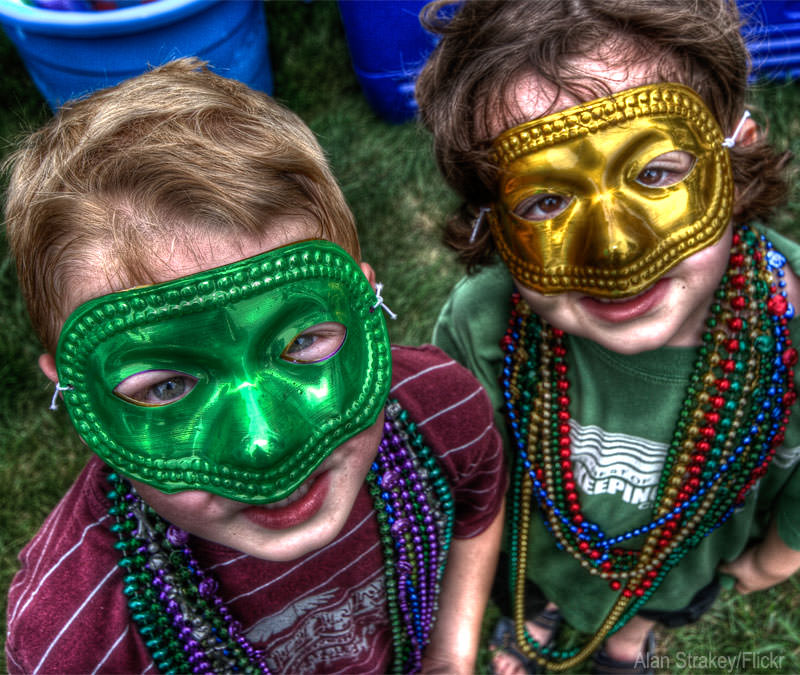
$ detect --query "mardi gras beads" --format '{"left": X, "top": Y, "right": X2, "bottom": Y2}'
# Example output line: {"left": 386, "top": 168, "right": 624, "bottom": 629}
{"left": 502, "top": 225, "right": 796, "bottom": 670}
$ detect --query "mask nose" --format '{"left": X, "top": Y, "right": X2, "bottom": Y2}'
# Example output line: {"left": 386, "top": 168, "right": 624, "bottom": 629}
{"left": 207, "top": 381, "right": 282, "bottom": 470}
{"left": 578, "top": 194, "right": 658, "bottom": 270}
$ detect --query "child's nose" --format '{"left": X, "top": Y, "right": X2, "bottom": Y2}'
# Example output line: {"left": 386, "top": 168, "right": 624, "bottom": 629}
{"left": 579, "top": 195, "right": 658, "bottom": 270}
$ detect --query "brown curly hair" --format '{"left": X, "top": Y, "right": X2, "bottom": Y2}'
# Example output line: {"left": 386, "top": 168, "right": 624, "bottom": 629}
{"left": 415, "top": 0, "right": 792, "bottom": 271}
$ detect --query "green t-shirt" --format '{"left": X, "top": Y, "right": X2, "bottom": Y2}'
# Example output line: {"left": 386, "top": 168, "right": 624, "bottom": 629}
{"left": 432, "top": 227, "right": 800, "bottom": 633}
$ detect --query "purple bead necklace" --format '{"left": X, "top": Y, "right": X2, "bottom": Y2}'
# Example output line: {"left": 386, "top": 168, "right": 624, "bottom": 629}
{"left": 107, "top": 399, "right": 454, "bottom": 674}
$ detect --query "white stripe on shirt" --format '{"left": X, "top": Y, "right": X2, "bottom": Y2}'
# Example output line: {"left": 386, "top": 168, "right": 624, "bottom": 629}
{"left": 33, "top": 562, "right": 119, "bottom": 674}
{"left": 8, "top": 496, "right": 68, "bottom": 609}
{"left": 440, "top": 422, "right": 495, "bottom": 459}
{"left": 417, "top": 386, "right": 484, "bottom": 427}
{"left": 227, "top": 509, "right": 376, "bottom": 604}
{"left": 92, "top": 624, "right": 130, "bottom": 674}
{"left": 11, "top": 515, "right": 110, "bottom": 625}
{"left": 389, "top": 357, "right": 456, "bottom": 393}
{"left": 256, "top": 542, "right": 383, "bottom": 629}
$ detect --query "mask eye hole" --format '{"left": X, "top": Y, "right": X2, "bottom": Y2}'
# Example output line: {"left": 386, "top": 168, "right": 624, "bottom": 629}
{"left": 512, "top": 192, "right": 573, "bottom": 222}
{"left": 635, "top": 150, "right": 696, "bottom": 188}
{"left": 281, "top": 322, "right": 347, "bottom": 364}
{"left": 114, "top": 370, "right": 197, "bottom": 407}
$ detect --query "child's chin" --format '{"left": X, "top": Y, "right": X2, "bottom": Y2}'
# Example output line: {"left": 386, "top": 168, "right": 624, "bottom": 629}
{"left": 236, "top": 522, "right": 343, "bottom": 563}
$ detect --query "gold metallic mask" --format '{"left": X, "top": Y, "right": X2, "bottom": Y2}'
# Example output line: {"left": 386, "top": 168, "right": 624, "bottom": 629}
{"left": 488, "top": 83, "right": 734, "bottom": 297}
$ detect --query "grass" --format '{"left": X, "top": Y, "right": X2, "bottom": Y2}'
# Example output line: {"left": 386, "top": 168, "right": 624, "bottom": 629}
{"left": 1, "top": 2, "right": 800, "bottom": 673}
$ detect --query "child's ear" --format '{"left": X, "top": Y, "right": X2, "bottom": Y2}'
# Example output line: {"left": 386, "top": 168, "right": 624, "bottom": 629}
{"left": 731, "top": 116, "right": 761, "bottom": 216}
{"left": 736, "top": 116, "right": 760, "bottom": 147}
{"left": 360, "top": 262, "right": 377, "bottom": 290}
{"left": 39, "top": 353, "right": 59, "bottom": 384}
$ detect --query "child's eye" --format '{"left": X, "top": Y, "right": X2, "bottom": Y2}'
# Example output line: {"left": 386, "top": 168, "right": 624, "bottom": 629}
{"left": 281, "top": 322, "right": 347, "bottom": 364}
{"left": 114, "top": 370, "right": 198, "bottom": 406}
{"left": 513, "top": 193, "right": 572, "bottom": 222}
{"left": 635, "top": 151, "right": 695, "bottom": 188}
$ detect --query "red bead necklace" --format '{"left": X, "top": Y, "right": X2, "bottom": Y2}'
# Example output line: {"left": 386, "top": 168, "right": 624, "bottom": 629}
{"left": 502, "top": 225, "right": 797, "bottom": 670}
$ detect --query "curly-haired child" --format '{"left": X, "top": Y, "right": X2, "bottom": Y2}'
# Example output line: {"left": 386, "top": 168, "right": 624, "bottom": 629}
{"left": 416, "top": 1, "right": 800, "bottom": 672}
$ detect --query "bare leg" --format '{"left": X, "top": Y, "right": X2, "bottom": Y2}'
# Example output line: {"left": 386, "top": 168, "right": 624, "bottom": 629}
{"left": 602, "top": 615, "right": 656, "bottom": 664}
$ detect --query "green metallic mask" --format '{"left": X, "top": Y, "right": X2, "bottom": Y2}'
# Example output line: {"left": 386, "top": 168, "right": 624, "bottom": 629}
{"left": 55, "top": 240, "right": 392, "bottom": 504}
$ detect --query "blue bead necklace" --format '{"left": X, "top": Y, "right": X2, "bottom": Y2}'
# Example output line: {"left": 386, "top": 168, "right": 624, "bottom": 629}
{"left": 502, "top": 224, "right": 797, "bottom": 670}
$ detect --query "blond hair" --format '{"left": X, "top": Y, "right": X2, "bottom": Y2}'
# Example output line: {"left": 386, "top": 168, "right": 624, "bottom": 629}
{"left": 5, "top": 58, "right": 359, "bottom": 353}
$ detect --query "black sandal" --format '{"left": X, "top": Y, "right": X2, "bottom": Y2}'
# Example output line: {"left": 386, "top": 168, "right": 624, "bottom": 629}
{"left": 489, "top": 610, "right": 562, "bottom": 675}
{"left": 528, "top": 606, "right": 562, "bottom": 635}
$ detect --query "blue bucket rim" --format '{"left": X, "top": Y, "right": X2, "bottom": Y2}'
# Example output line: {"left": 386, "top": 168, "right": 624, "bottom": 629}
{"left": 0, "top": 0, "right": 222, "bottom": 36}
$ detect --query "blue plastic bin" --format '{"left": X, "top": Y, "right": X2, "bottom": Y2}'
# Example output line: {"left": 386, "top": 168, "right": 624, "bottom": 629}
{"left": 338, "top": 0, "right": 438, "bottom": 123}
{"left": 0, "top": 0, "right": 273, "bottom": 110}
{"left": 739, "top": 1, "right": 800, "bottom": 79}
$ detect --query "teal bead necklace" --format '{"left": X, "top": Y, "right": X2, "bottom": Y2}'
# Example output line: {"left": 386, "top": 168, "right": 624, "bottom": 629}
{"left": 106, "top": 400, "right": 454, "bottom": 674}
{"left": 368, "top": 399, "right": 455, "bottom": 673}
{"left": 501, "top": 225, "right": 797, "bottom": 670}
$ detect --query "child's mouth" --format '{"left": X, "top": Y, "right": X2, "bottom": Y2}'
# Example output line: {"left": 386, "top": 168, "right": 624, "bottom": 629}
{"left": 241, "top": 471, "right": 330, "bottom": 530}
{"left": 579, "top": 278, "right": 669, "bottom": 322}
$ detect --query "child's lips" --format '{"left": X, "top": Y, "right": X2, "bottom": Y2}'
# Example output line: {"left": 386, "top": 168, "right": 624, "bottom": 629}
{"left": 578, "top": 278, "right": 670, "bottom": 322}
{"left": 241, "top": 471, "right": 331, "bottom": 530}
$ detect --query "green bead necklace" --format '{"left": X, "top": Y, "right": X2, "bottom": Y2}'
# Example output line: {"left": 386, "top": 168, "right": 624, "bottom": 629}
{"left": 107, "top": 400, "right": 454, "bottom": 674}
{"left": 501, "top": 225, "right": 797, "bottom": 670}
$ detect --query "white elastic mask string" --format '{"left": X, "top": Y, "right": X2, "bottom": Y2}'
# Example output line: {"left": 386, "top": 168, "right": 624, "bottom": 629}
{"left": 469, "top": 206, "right": 490, "bottom": 244}
{"left": 722, "top": 110, "right": 752, "bottom": 148}
{"left": 372, "top": 282, "right": 398, "bottom": 320}
{"left": 49, "top": 382, "right": 73, "bottom": 411}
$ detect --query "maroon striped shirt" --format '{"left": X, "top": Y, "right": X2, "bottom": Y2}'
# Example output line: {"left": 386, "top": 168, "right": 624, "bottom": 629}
{"left": 6, "top": 345, "right": 505, "bottom": 674}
